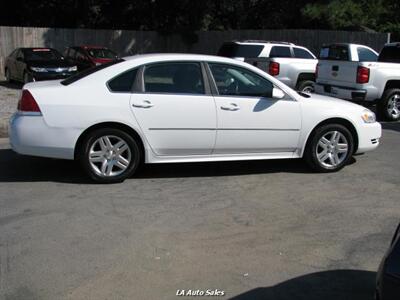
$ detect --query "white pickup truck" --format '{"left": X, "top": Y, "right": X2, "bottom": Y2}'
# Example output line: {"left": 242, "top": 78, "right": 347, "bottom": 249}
{"left": 217, "top": 40, "right": 318, "bottom": 93}
{"left": 314, "top": 43, "right": 400, "bottom": 121}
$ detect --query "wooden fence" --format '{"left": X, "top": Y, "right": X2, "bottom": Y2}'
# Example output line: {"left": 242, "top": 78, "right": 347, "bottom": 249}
{"left": 0, "top": 26, "right": 389, "bottom": 78}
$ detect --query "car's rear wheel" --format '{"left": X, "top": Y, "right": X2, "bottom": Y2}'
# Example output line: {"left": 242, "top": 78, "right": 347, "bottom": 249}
{"left": 297, "top": 80, "right": 315, "bottom": 94}
{"left": 378, "top": 88, "right": 400, "bottom": 121}
{"left": 305, "top": 124, "right": 354, "bottom": 172}
{"left": 79, "top": 128, "right": 141, "bottom": 183}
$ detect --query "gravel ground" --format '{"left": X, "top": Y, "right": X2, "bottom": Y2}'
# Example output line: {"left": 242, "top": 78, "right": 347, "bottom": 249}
{"left": 0, "top": 82, "right": 21, "bottom": 137}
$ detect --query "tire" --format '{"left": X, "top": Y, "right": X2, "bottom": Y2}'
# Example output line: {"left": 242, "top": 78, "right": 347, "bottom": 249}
{"left": 23, "top": 72, "right": 33, "bottom": 84}
{"left": 5, "top": 68, "right": 11, "bottom": 83}
{"left": 78, "top": 128, "right": 142, "bottom": 183}
{"left": 304, "top": 124, "right": 354, "bottom": 172}
{"left": 378, "top": 88, "right": 400, "bottom": 122}
{"left": 297, "top": 80, "right": 315, "bottom": 94}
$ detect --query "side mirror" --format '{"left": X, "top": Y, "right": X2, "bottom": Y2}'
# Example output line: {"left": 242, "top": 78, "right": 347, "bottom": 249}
{"left": 16, "top": 57, "right": 23, "bottom": 62}
{"left": 272, "top": 87, "right": 285, "bottom": 100}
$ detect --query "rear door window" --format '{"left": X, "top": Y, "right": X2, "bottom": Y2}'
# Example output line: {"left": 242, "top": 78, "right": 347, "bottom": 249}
{"left": 293, "top": 47, "right": 315, "bottom": 59}
{"left": 217, "top": 43, "right": 264, "bottom": 58}
{"left": 378, "top": 46, "right": 400, "bottom": 63}
{"left": 143, "top": 62, "right": 205, "bottom": 94}
{"left": 108, "top": 68, "right": 138, "bottom": 92}
{"left": 319, "top": 45, "right": 349, "bottom": 61}
{"left": 269, "top": 46, "right": 292, "bottom": 58}
{"left": 357, "top": 47, "right": 378, "bottom": 62}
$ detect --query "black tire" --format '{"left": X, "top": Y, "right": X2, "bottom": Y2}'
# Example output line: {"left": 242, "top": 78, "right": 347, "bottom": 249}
{"left": 304, "top": 124, "right": 354, "bottom": 172}
{"left": 377, "top": 88, "right": 400, "bottom": 122}
{"left": 5, "top": 68, "right": 12, "bottom": 83}
{"left": 23, "top": 71, "right": 33, "bottom": 84}
{"left": 297, "top": 80, "right": 315, "bottom": 93}
{"left": 78, "top": 128, "right": 142, "bottom": 183}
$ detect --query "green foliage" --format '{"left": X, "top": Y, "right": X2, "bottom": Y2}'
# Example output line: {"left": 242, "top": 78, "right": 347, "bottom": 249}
{"left": 303, "top": 0, "right": 400, "bottom": 35}
{"left": 0, "top": 0, "right": 398, "bottom": 37}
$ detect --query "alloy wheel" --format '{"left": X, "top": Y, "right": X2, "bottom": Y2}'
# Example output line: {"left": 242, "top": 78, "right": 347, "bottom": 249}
{"left": 387, "top": 94, "right": 400, "bottom": 120}
{"left": 88, "top": 135, "right": 132, "bottom": 177}
{"left": 302, "top": 85, "right": 314, "bottom": 94}
{"left": 316, "top": 131, "right": 349, "bottom": 169}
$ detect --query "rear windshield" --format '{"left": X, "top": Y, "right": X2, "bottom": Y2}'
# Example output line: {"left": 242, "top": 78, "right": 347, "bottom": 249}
{"left": 87, "top": 48, "right": 117, "bottom": 59}
{"left": 217, "top": 43, "right": 264, "bottom": 58}
{"left": 319, "top": 45, "right": 349, "bottom": 61}
{"left": 378, "top": 45, "right": 400, "bottom": 63}
{"left": 61, "top": 59, "right": 124, "bottom": 86}
{"left": 23, "top": 48, "right": 63, "bottom": 61}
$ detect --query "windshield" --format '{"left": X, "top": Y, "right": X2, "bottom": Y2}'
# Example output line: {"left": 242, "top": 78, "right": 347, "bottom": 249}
{"left": 378, "top": 45, "right": 400, "bottom": 63}
{"left": 23, "top": 48, "right": 63, "bottom": 61}
{"left": 87, "top": 48, "right": 117, "bottom": 59}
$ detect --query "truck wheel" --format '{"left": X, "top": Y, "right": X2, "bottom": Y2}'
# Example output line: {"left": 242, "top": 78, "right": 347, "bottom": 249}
{"left": 297, "top": 80, "right": 314, "bottom": 94}
{"left": 304, "top": 124, "right": 354, "bottom": 172}
{"left": 378, "top": 89, "right": 400, "bottom": 121}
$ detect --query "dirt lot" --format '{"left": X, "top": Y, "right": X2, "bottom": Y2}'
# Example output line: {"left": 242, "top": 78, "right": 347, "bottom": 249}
{"left": 0, "top": 82, "right": 20, "bottom": 137}
{"left": 0, "top": 121, "right": 399, "bottom": 300}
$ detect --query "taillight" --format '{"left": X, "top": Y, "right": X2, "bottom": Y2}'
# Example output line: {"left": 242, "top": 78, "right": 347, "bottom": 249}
{"left": 315, "top": 64, "right": 319, "bottom": 79}
{"left": 18, "top": 90, "right": 41, "bottom": 113}
{"left": 356, "top": 66, "right": 369, "bottom": 84}
{"left": 268, "top": 62, "right": 280, "bottom": 76}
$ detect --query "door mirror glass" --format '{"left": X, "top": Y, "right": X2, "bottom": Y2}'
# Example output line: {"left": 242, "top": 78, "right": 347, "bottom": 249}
{"left": 272, "top": 87, "right": 285, "bottom": 100}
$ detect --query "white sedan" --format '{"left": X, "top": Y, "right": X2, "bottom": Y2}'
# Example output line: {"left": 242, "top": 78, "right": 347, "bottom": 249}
{"left": 9, "top": 54, "right": 382, "bottom": 183}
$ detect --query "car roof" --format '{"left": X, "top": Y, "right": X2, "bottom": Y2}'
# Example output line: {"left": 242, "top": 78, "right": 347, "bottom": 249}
{"left": 227, "top": 40, "right": 295, "bottom": 46}
{"left": 123, "top": 53, "right": 247, "bottom": 64}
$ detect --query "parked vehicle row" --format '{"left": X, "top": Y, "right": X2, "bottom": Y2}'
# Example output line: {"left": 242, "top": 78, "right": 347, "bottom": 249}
{"left": 9, "top": 54, "right": 381, "bottom": 183}
{"left": 218, "top": 40, "right": 317, "bottom": 93}
{"left": 4, "top": 46, "right": 118, "bottom": 83}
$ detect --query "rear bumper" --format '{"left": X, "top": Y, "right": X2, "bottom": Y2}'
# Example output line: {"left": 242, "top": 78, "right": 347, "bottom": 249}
{"left": 314, "top": 83, "right": 369, "bottom": 102}
{"left": 9, "top": 113, "right": 78, "bottom": 160}
{"left": 356, "top": 121, "right": 382, "bottom": 154}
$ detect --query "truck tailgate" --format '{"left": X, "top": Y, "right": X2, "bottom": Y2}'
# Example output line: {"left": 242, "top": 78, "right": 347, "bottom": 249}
{"left": 317, "top": 60, "right": 359, "bottom": 87}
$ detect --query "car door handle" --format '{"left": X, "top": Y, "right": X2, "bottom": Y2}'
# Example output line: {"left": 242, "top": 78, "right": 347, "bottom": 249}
{"left": 221, "top": 103, "right": 240, "bottom": 111}
{"left": 332, "top": 65, "right": 339, "bottom": 71}
{"left": 132, "top": 100, "right": 154, "bottom": 108}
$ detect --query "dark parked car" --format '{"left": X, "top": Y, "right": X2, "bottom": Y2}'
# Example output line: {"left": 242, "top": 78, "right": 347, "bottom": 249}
{"left": 4, "top": 47, "right": 78, "bottom": 83}
{"left": 64, "top": 46, "right": 119, "bottom": 71}
{"left": 376, "top": 222, "right": 400, "bottom": 300}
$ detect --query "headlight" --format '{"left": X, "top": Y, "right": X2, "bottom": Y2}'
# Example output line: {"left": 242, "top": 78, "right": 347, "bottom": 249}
{"left": 68, "top": 66, "right": 78, "bottom": 72}
{"left": 30, "top": 67, "right": 47, "bottom": 72}
{"left": 361, "top": 109, "right": 376, "bottom": 123}
{"left": 95, "top": 62, "right": 101, "bottom": 66}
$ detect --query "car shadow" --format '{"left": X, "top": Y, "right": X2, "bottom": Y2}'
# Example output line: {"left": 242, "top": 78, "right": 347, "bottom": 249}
{"left": 230, "top": 269, "right": 376, "bottom": 300}
{"left": 381, "top": 121, "right": 400, "bottom": 133}
{"left": 0, "top": 80, "right": 22, "bottom": 90}
{"left": 0, "top": 148, "right": 340, "bottom": 183}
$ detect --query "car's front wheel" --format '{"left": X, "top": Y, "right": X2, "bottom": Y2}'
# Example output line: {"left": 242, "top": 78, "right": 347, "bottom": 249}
{"left": 78, "top": 128, "right": 141, "bottom": 183}
{"left": 305, "top": 124, "right": 354, "bottom": 172}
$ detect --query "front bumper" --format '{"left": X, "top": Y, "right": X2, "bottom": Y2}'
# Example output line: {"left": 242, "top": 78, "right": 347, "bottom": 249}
{"left": 9, "top": 113, "right": 78, "bottom": 160}
{"left": 356, "top": 121, "right": 382, "bottom": 154}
